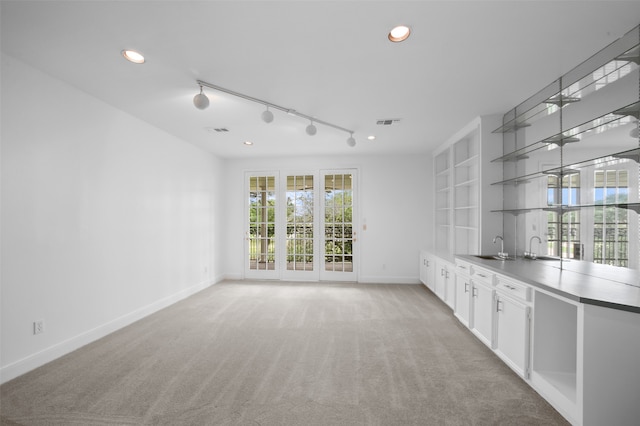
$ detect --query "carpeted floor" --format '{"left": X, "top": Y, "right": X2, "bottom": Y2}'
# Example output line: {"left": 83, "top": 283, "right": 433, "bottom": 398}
{"left": 0, "top": 281, "right": 568, "bottom": 425}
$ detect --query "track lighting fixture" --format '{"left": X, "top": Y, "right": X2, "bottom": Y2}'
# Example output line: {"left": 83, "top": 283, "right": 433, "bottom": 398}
{"left": 261, "top": 106, "right": 274, "bottom": 123}
{"left": 193, "top": 86, "right": 210, "bottom": 110}
{"left": 306, "top": 121, "right": 317, "bottom": 136}
{"left": 193, "top": 80, "right": 356, "bottom": 147}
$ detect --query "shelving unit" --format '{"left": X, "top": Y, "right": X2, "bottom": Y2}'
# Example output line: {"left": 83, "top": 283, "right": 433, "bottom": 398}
{"left": 434, "top": 149, "right": 451, "bottom": 258}
{"left": 485, "top": 22, "right": 640, "bottom": 426}
{"left": 431, "top": 116, "right": 502, "bottom": 262}
{"left": 492, "top": 25, "right": 640, "bottom": 263}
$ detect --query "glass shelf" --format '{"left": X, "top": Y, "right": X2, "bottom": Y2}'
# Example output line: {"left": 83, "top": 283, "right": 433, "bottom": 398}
{"left": 491, "top": 148, "right": 640, "bottom": 186}
{"left": 491, "top": 101, "right": 640, "bottom": 163}
{"left": 492, "top": 203, "right": 640, "bottom": 215}
{"left": 493, "top": 43, "right": 640, "bottom": 134}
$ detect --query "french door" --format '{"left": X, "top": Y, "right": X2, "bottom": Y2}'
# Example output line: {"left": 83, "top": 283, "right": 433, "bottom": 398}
{"left": 245, "top": 173, "right": 278, "bottom": 279}
{"left": 319, "top": 170, "right": 356, "bottom": 281}
{"left": 244, "top": 170, "right": 357, "bottom": 281}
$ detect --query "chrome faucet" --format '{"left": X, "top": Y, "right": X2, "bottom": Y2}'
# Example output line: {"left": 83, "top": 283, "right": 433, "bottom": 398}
{"left": 493, "top": 235, "right": 508, "bottom": 259}
{"left": 526, "top": 236, "right": 542, "bottom": 259}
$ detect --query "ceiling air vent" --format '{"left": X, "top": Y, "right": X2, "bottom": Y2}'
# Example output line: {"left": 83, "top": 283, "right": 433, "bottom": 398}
{"left": 376, "top": 118, "right": 401, "bottom": 126}
{"left": 205, "top": 127, "right": 229, "bottom": 133}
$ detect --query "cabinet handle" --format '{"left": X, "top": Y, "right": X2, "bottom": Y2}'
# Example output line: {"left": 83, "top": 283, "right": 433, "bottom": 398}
{"left": 441, "top": 269, "right": 445, "bottom": 276}
{"left": 505, "top": 284, "right": 516, "bottom": 290}
{"left": 458, "top": 265, "right": 467, "bottom": 270}
{"left": 472, "top": 287, "right": 478, "bottom": 298}
{"left": 496, "top": 299, "right": 503, "bottom": 312}
{"left": 477, "top": 273, "right": 487, "bottom": 278}
{"left": 445, "top": 271, "right": 450, "bottom": 279}
{"left": 464, "top": 282, "right": 469, "bottom": 293}
{"left": 426, "top": 260, "right": 430, "bottom": 267}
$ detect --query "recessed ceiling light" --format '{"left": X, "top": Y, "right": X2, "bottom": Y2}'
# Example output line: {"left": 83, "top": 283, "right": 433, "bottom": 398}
{"left": 367, "top": 135, "right": 376, "bottom": 140}
{"left": 388, "top": 25, "right": 411, "bottom": 43}
{"left": 121, "top": 49, "right": 145, "bottom": 64}
{"left": 244, "top": 141, "right": 253, "bottom": 146}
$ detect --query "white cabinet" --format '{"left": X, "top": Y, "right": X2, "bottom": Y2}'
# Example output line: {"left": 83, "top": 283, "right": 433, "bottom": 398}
{"left": 419, "top": 250, "right": 434, "bottom": 291}
{"left": 470, "top": 267, "right": 494, "bottom": 348}
{"left": 495, "top": 296, "right": 531, "bottom": 378}
{"left": 435, "top": 258, "right": 454, "bottom": 309}
{"left": 494, "top": 275, "right": 532, "bottom": 379}
{"left": 454, "top": 260, "right": 472, "bottom": 327}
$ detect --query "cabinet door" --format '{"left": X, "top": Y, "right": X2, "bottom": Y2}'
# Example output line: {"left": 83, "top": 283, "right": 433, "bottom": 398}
{"left": 419, "top": 251, "right": 428, "bottom": 285}
{"left": 425, "top": 255, "right": 434, "bottom": 291}
{"left": 454, "top": 273, "right": 471, "bottom": 327}
{"left": 495, "top": 294, "right": 530, "bottom": 378}
{"left": 444, "top": 270, "right": 455, "bottom": 309}
{"left": 435, "top": 261, "right": 447, "bottom": 301}
{"left": 471, "top": 280, "right": 494, "bottom": 348}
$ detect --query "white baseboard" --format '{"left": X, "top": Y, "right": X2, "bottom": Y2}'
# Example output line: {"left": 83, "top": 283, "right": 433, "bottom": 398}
{"left": 0, "top": 279, "right": 214, "bottom": 384}
{"left": 358, "top": 275, "right": 421, "bottom": 284}
{"left": 222, "top": 272, "right": 243, "bottom": 281}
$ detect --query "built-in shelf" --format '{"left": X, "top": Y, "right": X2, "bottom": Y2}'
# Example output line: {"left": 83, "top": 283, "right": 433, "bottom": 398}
{"left": 492, "top": 203, "right": 640, "bottom": 215}
{"left": 493, "top": 44, "right": 639, "bottom": 135}
{"left": 491, "top": 147, "right": 640, "bottom": 186}
{"left": 454, "top": 155, "right": 479, "bottom": 168}
{"left": 492, "top": 101, "right": 640, "bottom": 163}
{"left": 454, "top": 179, "right": 478, "bottom": 187}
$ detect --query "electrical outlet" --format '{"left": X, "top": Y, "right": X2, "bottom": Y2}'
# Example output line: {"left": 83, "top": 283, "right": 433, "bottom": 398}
{"left": 33, "top": 320, "right": 44, "bottom": 335}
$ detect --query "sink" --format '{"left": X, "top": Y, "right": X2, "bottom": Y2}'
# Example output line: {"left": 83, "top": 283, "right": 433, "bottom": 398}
{"left": 473, "top": 255, "right": 515, "bottom": 261}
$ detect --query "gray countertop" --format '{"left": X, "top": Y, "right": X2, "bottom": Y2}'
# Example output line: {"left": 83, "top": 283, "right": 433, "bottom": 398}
{"left": 456, "top": 255, "right": 640, "bottom": 314}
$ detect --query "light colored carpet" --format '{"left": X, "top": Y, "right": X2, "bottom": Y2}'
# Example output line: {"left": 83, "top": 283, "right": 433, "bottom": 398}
{"left": 1, "top": 281, "right": 568, "bottom": 425}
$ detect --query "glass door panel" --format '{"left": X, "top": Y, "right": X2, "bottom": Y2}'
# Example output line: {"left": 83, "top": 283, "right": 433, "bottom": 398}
{"left": 246, "top": 173, "right": 278, "bottom": 279}
{"left": 321, "top": 171, "right": 356, "bottom": 281}
{"left": 283, "top": 174, "right": 318, "bottom": 280}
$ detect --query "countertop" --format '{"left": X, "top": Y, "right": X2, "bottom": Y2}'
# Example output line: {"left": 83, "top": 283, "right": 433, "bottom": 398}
{"left": 456, "top": 255, "right": 640, "bottom": 314}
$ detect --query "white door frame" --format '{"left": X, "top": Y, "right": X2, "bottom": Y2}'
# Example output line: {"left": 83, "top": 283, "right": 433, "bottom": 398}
{"left": 244, "top": 171, "right": 280, "bottom": 280}
{"left": 244, "top": 168, "right": 359, "bottom": 282}
{"left": 319, "top": 169, "right": 358, "bottom": 282}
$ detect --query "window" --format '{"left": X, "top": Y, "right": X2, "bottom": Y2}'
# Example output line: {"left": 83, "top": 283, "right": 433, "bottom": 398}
{"left": 593, "top": 170, "right": 629, "bottom": 267}
{"left": 546, "top": 172, "right": 581, "bottom": 258}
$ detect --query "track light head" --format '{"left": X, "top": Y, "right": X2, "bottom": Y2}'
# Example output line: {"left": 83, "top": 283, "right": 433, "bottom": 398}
{"left": 346, "top": 134, "right": 356, "bottom": 147}
{"left": 193, "top": 86, "right": 210, "bottom": 110}
{"left": 630, "top": 126, "right": 639, "bottom": 138}
{"left": 261, "top": 107, "right": 274, "bottom": 123}
{"left": 306, "top": 122, "right": 317, "bottom": 136}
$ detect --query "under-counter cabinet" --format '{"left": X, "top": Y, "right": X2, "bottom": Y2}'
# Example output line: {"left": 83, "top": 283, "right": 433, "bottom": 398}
{"left": 530, "top": 289, "right": 640, "bottom": 426}
{"left": 469, "top": 266, "right": 494, "bottom": 348}
{"left": 419, "top": 250, "right": 435, "bottom": 292}
{"left": 456, "top": 255, "right": 640, "bottom": 426}
{"left": 453, "top": 259, "right": 472, "bottom": 327}
{"left": 494, "top": 275, "right": 531, "bottom": 379}
{"left": 435, "top": 258, "right": 455, "bottom": 309}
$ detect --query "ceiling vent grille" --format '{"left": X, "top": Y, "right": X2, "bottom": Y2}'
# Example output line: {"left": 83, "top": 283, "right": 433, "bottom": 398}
{"left": 206, "top": 127, "right": 229, "bottom": 133}
{"left": 376, "top": 119, "right": 401, "bottom": 126}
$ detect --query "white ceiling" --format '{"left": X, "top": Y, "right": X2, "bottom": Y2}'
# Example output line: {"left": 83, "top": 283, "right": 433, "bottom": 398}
{"left": 2, "top": 1, "right": 640, "bottom": 159}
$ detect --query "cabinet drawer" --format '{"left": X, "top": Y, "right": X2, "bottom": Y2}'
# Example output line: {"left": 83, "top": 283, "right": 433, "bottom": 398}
{"left": 495, "top": 275, "right": 531, "bottom": 302}
{"left": 471, "top": 265, "right": 494, "bottom": 285}
{"left": 455, "top": 259, "right": 472, "bottom": 276}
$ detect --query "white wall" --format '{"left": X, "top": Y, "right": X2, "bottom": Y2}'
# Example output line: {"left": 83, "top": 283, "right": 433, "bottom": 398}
{"left": 223, "top": 153, "right": 432, "bottom": 283}
{"left": 1, "top": 54, "right": 225, "bottom": 383}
